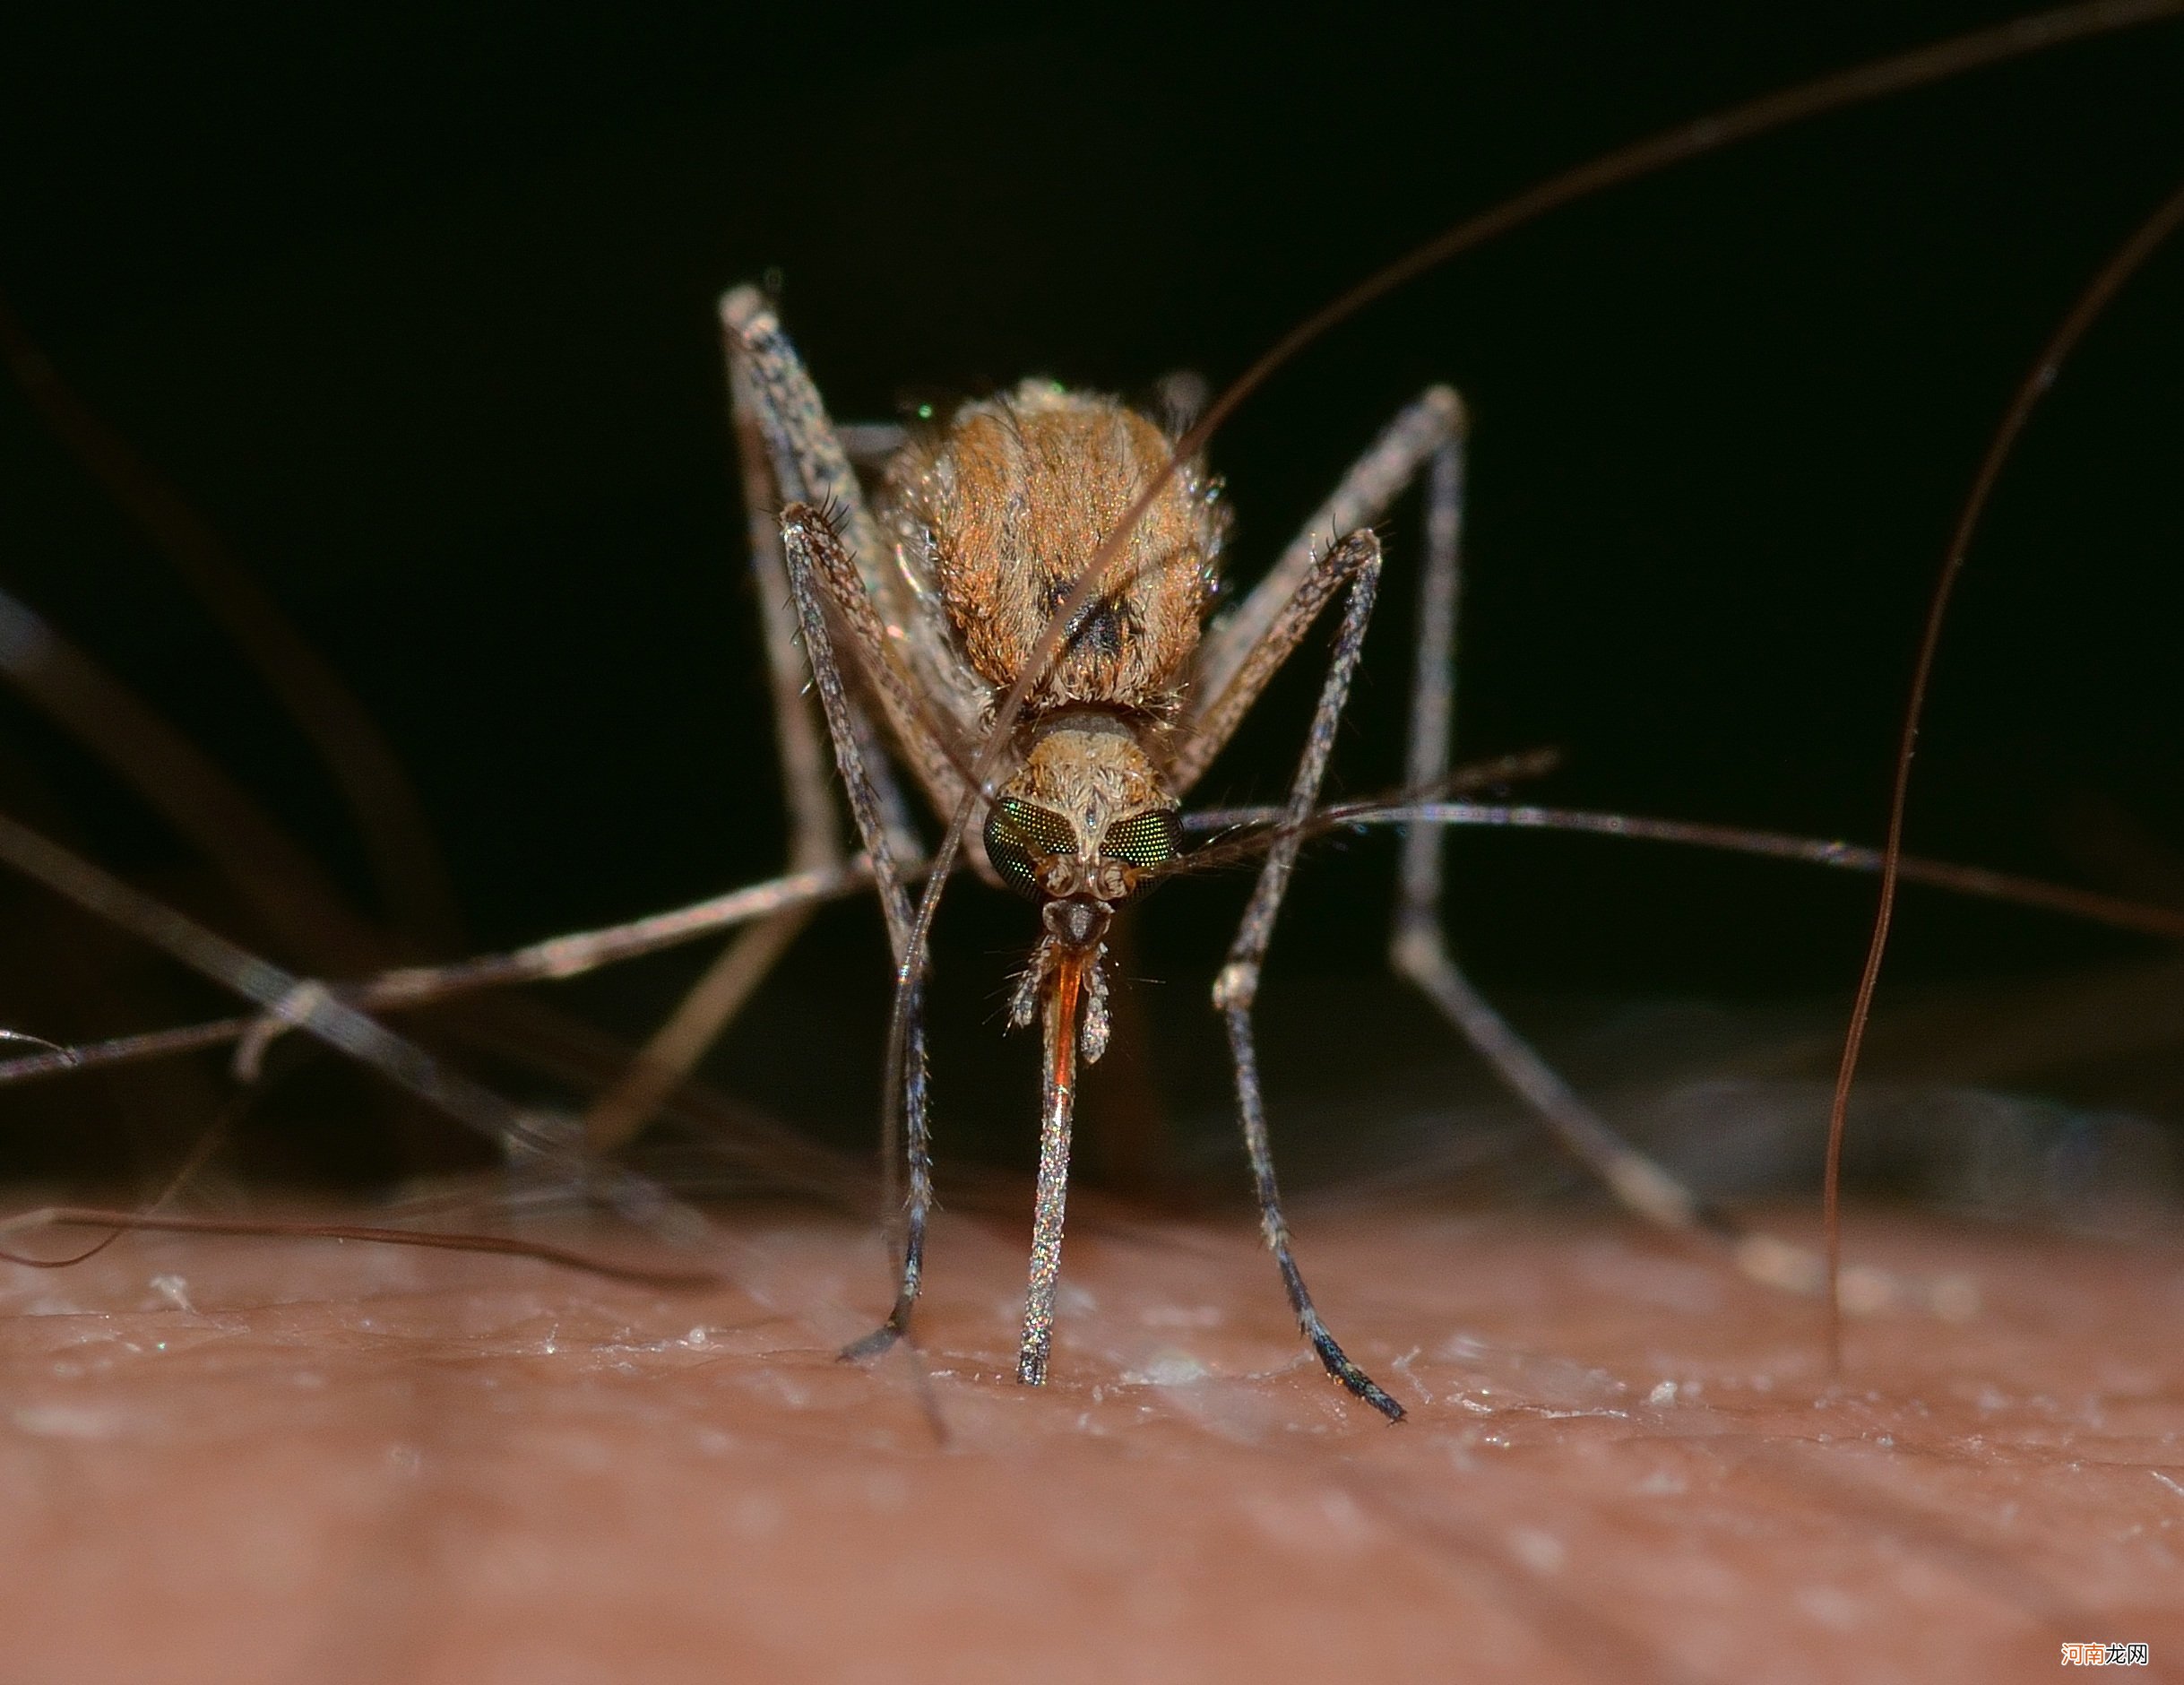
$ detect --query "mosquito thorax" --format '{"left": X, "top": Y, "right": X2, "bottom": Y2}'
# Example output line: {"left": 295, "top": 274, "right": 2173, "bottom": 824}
{"left": 878, "top": 380, "right": 1228, "bottom": 716}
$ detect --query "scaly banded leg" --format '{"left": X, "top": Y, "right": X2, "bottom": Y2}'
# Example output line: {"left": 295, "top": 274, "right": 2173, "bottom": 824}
{"left": 1379, "top": 395, "right": 1729, "bottom": 1239}
{"left": 1182, "top": 387, "right": 1733, "bottom": 1249}
{"left": 583, "top": 296, "right": 943, "bottom": 1154}
{"left": 773, "top": 502, "right": 936, "bottom": 1360}
{"left": 1207, "top": 530, "right": 1404, "bottom": 1421}
{"left": 580, "top": 329, "right": 855, "bottom": 1153}
{"left": 718, "top": 286, "right": 980, "bottom": 822}
{"left": 1377, "top": 408, "right": 1857, "bottom": 1293}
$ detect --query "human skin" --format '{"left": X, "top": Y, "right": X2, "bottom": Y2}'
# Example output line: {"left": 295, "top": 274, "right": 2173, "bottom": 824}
{"left": 0, "top": 1199, "right": 2178, "bottom": 1685}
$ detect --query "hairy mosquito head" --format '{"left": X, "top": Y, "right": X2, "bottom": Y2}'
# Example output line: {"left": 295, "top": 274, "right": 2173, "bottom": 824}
{"left": 982, "top": 713, "right": 1182, "bottom": 924}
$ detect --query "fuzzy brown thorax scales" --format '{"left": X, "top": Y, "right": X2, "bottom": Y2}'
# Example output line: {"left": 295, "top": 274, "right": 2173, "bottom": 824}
{"left": 878, "top": 381, "right": 1227, "bottom": 873}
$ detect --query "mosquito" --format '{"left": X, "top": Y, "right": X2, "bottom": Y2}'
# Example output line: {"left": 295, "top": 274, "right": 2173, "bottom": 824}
{"left": 0, "top": 1, "right": 2179, "bottom": 1417}
{"left": 711, "top": 255, "right": 1840, "bottom": 1418}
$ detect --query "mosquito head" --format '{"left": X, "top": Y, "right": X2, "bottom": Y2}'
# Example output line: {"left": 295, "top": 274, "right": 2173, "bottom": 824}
{"left": 981, "top": 713, "right": 1183, "bottom": 924}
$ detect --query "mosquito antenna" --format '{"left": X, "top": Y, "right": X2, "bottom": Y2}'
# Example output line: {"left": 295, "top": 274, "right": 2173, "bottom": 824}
{"left": 1184, "top": 797, "right": 2184, "bottom": 944}
{"left": 876, "top": 0, "right": 2184, "bottom": 1174}
{"left": 1152, "top": 751, "right": 1565, "bottom": 885}
{"left": 1821, "top": 172, "right": 2184, "bottom": 1373}
{"left": 30, "top": 783, "right": 2184, "bottom": 1105}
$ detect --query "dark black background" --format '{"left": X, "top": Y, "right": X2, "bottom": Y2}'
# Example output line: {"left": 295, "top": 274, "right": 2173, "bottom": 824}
{"left": 2, "top": 4, "right": 2180, "bottom": 1190}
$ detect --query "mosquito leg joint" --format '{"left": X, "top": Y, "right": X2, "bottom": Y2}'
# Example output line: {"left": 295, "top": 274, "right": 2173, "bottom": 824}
{"left": 1212, "top": 960, "right": 1258, "bottom": 1014}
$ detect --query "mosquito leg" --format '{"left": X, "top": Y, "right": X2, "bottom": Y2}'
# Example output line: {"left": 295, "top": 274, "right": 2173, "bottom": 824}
{"left": 725, "top": 334, "right": 923, "bottom": 864}
{"left": 1385, "top": 418, "right": 1724, "bottom": 1237}
{"left": 776, "top": 503, "right": 934, "bottom": 1359}
{"left": 719, "top": 288, "right": 976, "bottom": 821}
{"left": 1178, "top": 387, "right": 1710, "bottom": 1235}
{"left": 1177, "top": 385, "right": 1706, "bottom": 1271}
{"left": 715, "top": 289, "right": 877, "bottom": 556}
{"left": 1172, "top": 388, "right": 1462, "bottom": 794}
{"left": 577, "top": 916, "right": 813, "bottom": 1155}
{"left": 582, "top": 305, "right": 937, "bottom": 1153}
{"left": 731, "top": 356, "right": 850, "bottom": 880}
{"left": 0, "top": 810, "right": 660, "bottom": 1213}
{"left": 579, "top": 341, "right": 855, "bottom": 1153}
{"left": 845, "top": 691, "right": 923, "bottom": 872}
{"left": 1210, "top": 531, "right": 1403, "bottom": 1421}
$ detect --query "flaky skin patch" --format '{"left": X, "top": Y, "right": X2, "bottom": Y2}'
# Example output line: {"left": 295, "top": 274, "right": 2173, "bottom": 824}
{"left": 881, "top": 383, "right": 1225, "bottom": 715}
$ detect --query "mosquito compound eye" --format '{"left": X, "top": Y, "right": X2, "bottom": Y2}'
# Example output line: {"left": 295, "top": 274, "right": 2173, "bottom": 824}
{"left": 983, "top": 798, "right": 1078, "bottom": 897}
{"left": 1099, "top": 808, "right": 1182, "bottom": 872}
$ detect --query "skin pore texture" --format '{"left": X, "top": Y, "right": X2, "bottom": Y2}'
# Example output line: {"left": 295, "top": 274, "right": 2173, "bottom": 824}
{"left": 1, "top": 1197, "right": 2178, "bottom": 1683}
